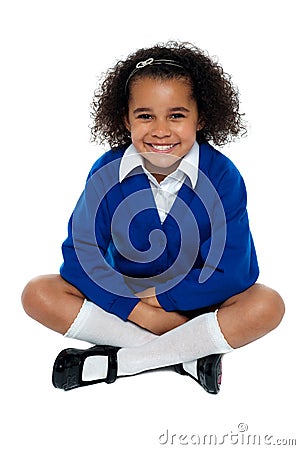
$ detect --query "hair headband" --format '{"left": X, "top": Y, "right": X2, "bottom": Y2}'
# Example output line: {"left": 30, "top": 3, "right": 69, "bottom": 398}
{"left": 125, "top": 57, "right": 185, "bottom": 93}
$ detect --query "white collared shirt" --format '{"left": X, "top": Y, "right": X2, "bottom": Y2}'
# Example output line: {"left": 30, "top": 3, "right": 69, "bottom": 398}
{"left": 119, "top": 142, "right": 199, "bottom": 223}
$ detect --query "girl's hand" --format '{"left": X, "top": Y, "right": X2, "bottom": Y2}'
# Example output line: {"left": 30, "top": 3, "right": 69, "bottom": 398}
{"left": 135, "top": 286, "right": 161, "bottom": 308}
{"left": 129, "top": 294, "right": 189, "bottom": 335}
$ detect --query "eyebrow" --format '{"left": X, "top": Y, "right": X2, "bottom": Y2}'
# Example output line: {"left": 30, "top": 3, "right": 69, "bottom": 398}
{"left": 133, "top": 106, "right": 190, "bottom": 114}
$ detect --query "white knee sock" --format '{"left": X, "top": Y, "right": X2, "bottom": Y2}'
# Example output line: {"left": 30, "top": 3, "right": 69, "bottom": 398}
{"left": 65, "top": 300, "right": 158, "bottom": 382}
{"left": 64, "top": 302, "right": 232, "bottom": 382}
{"left": 117, "top": 310, "right": 232, "bottom": 376}
{"left": 64, "top": 300, "right": 156, "bottom": 347}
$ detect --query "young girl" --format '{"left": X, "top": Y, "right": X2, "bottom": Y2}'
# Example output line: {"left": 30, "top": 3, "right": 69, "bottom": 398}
{"left": 22, "top": 41, "right": 285, "bottom": 394}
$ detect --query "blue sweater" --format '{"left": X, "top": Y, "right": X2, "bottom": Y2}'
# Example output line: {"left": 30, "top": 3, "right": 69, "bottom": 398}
{"left": 60, "top": 142, "right": 259, "bottom": 321}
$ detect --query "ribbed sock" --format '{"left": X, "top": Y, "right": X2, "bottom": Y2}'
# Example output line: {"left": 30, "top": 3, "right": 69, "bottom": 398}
{"left": 64, "top": 299, "right": 156, "bottom": 347}
{"left": 64, "top": 302, "right": 232, "bottom": 382}
{"left": 64, "top": 300, "right": 157, "bottom": 382}
{"left": 117, "top": 310, "right": 232, "bottom": 376}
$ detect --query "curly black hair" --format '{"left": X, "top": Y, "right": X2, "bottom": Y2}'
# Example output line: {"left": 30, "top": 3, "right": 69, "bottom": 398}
{"left": 90, "top": 41, "right": 246, "bottom": 148}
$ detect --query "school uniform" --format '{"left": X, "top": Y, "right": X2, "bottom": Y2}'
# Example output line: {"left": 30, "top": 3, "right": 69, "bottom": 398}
{"left": 60, "top": 141, "right": 259, "bottom": 321}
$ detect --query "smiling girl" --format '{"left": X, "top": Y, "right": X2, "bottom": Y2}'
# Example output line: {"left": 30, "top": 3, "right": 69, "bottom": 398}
{"left": 124, "top": 76, "right": 201, "bottom": 181}
{"left": 22, "top": 42, "right": 284, "bottom": 393}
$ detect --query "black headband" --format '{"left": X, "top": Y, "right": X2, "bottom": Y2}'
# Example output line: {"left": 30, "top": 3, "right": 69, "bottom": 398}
{"left": 125, "top": 58, "right": 185, "bottom": 93}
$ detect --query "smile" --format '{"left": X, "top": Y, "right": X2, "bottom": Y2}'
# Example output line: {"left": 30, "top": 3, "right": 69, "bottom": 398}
{"left": 147, "top": 143, "right": 178, "bottom": 152}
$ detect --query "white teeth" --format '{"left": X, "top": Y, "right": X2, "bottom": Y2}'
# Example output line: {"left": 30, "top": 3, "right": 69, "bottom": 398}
{"left": 151, "top": 144, "right": 174, "bottom": 151}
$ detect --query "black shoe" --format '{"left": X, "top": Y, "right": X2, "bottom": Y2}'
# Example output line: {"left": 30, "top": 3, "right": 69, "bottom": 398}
{"left": 52, "top": 345, "right": 120, "bottom": 391}
{"left": 174, "top": 354, "right": 223, "bottom": 394}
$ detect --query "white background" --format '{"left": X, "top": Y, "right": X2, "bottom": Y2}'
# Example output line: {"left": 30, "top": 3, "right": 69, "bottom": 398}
{"left": 1, "top": 1, "right": 299, "bottom": 449}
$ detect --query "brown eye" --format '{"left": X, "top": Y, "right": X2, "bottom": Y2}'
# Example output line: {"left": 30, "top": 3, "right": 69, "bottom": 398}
{"left": 170, "top": 113, "right": 185, "bottom": 119}
{"left": 137, "top": 114, "right": 152, "bottom": 120}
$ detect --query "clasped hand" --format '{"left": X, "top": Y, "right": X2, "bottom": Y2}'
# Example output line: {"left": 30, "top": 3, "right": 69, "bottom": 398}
{"left": 127, "top": 287, "right": 189, "bottom": 335}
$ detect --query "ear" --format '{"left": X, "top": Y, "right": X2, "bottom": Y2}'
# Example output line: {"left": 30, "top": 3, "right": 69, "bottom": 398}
{"left": 124, "top": 115, "right": 131, "bottom": 132}
{"left": 196, "top": 116, "right": 205, "bottom": 131}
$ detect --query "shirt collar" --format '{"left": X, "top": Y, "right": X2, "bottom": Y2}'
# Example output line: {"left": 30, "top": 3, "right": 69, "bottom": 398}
{"left": 119, "top": 141, "right": 199, "bottom": 189}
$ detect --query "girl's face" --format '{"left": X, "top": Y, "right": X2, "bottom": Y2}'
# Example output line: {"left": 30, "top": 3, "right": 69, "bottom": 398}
{"left": 125, "top": 77, "right": 202, "bottom": 181}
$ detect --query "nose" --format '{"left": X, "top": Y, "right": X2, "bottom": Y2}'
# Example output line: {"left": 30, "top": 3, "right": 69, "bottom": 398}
{"left": 151, "top": 118, "right": 171, "bottom": 138}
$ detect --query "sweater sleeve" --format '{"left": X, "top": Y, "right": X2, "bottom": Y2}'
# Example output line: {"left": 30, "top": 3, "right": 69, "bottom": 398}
{"left": 156, "top": 161, "right": 259, "bottom": 312}
{"left": 60, "top": 162, "right": 140, "bottom": 321}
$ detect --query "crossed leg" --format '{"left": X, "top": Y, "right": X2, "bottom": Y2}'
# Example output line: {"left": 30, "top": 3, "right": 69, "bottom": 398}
{"left": 21, "top": 275, "right": 284, "bottom": 386}
{"left": 21, "top": 274, "right": 156, "bottom": 347}
{"left": 217, "top": 283, "right": 285, "bottom": 349}
{"left": 21, "top": 274, "right": 285, "bottom": 349}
